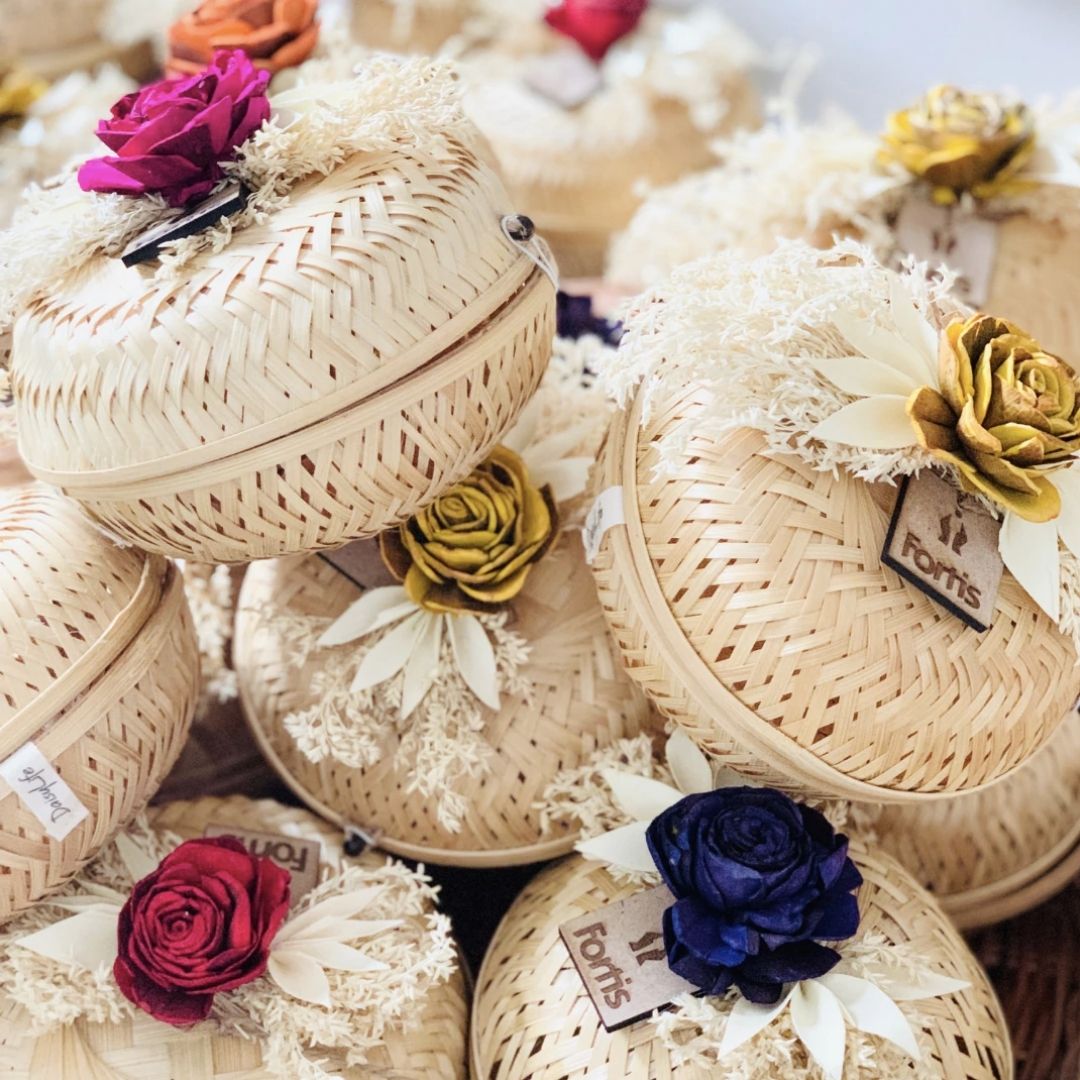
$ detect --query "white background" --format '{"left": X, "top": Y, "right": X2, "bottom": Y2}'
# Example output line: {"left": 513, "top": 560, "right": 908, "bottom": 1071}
{"left": 714, "top": 0, "right": 1074, "bottom": 127}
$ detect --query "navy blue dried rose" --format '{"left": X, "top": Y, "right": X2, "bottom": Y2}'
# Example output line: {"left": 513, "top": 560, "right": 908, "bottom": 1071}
{"left": 556, "top": 291, "right": 623, "bottom": 346}
{"left": 645, "top": 787, "right": 863, "bottom": 1005}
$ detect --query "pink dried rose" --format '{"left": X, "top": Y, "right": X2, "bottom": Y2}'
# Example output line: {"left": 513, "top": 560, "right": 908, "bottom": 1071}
{"left": 77, "top": 49, "right": 270, "bottom": 208}
{"left": 544, "top": 0, "right": 649, "bottom": 63}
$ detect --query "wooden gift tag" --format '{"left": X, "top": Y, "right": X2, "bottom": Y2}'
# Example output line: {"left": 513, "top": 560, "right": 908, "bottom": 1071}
{"left": 205, "top": 825, "right": 321, "bottom": 905}
{"left": 318, "top": 538, "right": 398, "bottom": 591}
{"left": 560, "top": 885, "right": 697, "bottom": 1031}
{"left": 892, "top": 198, "right": 999, "bottom": 307}
{"left": 881, "top": 471, "right": 1004, "bottom": 632}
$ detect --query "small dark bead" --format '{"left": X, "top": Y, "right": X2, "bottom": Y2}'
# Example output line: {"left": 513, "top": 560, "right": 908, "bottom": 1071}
{"left": 505, "top": 214, "right": 535, "bottom": 242}
{"left": 343, "top": 831, "right": 367, "bottom": 857}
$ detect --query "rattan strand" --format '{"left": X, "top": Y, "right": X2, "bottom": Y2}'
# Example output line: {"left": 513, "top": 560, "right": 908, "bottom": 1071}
{"left": 14, "top": 139, "right": 555, "bottom": 563}
{"left": 235, "top": 534, "right": 654, "bottom": 867}
{"left": 589, "top": 384, "right": 1078, "bottom": 800}
{"left": 0, "top": 795, "right": 470, "bottom": 1079}
{"left": 0, "top": 486, "right": 197, "bottom": 924}
{"left": 471, "top": 850, "right": 1012, "bottom": 1079}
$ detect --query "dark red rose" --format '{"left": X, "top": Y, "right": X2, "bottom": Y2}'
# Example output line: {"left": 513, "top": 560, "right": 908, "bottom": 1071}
{"left": 114, "top": 837, "right": 291, "bottom": 1027}
{"left": 77, "top": 49, "right": 270, "bottom": 208}
{"left": 544, "top": 0, "right": 649, "bottom": 62}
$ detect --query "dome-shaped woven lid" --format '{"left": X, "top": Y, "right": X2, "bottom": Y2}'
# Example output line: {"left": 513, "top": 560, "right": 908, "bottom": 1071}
{"left": 873, "top": 708, "right": 1080, "bottom": 930}
{"left": 471, "top": 850, "right": 1011, "bottom": 1079}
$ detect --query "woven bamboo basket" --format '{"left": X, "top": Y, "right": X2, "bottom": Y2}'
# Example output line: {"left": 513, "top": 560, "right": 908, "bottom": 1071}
{"left": 470, "top": 88, "right": 759, "bottom": 279}
{"left": 471, "top": 850, "right": 1012, "bottom": 1079}
{"left": 871, "top": 708, "right": 1080, "bottom": 931}
{"left": 235, "top": 533, "right": 655, "bottom": 867}
{"left": 589, "top": 384, "right": 1079, "bottom": 802}
{"left": 0, "top": 485, "right": 198, "bottom": 924}
{"left": 13, "top": 137, "right": 555, "bottom": 564}
{"left": 0, "top": 794, "right": 471, "bottom": 1079}
{"left": 351, "top": 0, "right": 469, "bottom": 53}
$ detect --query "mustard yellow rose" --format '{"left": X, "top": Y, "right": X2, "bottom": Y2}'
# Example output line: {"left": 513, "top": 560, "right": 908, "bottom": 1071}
{"left": 379, "top": 446, "right": 558, "bottom": 614}
{"left": 879, "top": 85, "right": 1035, "bottom": 205}
{"left": 907, "top": 314, "right": 1080, "bottom": 522}
{"left": 0, "top": 68, "right": 46, "bottom": 124}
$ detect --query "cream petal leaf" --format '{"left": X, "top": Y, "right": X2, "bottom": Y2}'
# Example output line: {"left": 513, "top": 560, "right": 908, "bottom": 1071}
{"left": 999, "top": 512, "right": 1061, "bottom": 623}
{"left": 717, "top": 990, "right": 794, "bottom": 1057}
{"left": 575, "top": 822, "right": 655, "bottom": 872}
{"left": 790, "top": 981, "right": 847, "bottom": 1080}
{"left": 601, "top": 768, "right": 683, "bottom": 822}
{"left": 16, "top": 909, "right": 120, "bottom": 971}
{"left": 832, "top": 306, "right": 934, "bottom": 384}
{"left": 447, "top": 614, "right": 501, "bottom": 711}
{"left": 319, "top": 587, "right": 414, "bottom": 647}
{"left": 351, "top": 611, "right": 426, "bottom": 693}
{"left": 809, "top": 356, "right": 921, "bottom": 397}
{"left": 267, "top": 950, "right": 332, "bottom": 1007}
{"left": 810, "top": 397, "right": 916, "bottom": 449}
{"left": 820, "top": 973, "right": 920, "bottom": 1060}
{"left": 664, "top": 729, "right": 713, "bottom": 795}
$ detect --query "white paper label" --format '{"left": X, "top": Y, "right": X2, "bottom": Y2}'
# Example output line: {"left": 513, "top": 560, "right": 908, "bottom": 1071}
{"left": 584, "top": 486, "right": 627, "bottom": 565}
{"left": 0, "top": 742, "right": 89, "bottom": 840}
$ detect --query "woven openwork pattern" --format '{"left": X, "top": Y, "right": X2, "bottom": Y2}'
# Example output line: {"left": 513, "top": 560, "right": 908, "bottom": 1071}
{"left": 235, "top": 536, "right": 653, "bottom": 867}
{"left": 0, "top": 486, "right": 197, "bottom": 924}
{"left": 590, "top": 386, "right": 1077, "bottom": 800}
{"left": 472, "top": 851, "right": 1011, "bottom": 1080}
{"left": 4, "top": 0, "right": 107, "bottom": 55}
{"left": 0, "top": 795, "right": 470, "bottom": 1079}
{"left": 14, "top": 139, "right": 554, "bottom": 563}
{"left": 352, "top": 0, "right": 468, "bottom": 53}
{"left": 874, "top": 709, "right": 1080, "bottom": 931}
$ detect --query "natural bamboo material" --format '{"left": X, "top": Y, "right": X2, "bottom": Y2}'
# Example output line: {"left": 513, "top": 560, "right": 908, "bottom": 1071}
{"left": 875, "top": 709, "right": 1080, "bottom": 931}
{"left": 590, "top": 385, "right": 1078, "bottom": 801}
{"left": 0, "top": 485, "right": 198, "bottom": 924}
{"left": 351, "top": 0, "right": 468, "bottom": 54}
{"left": 471, "top": 851, "right": 1012, "bottom": 1080}
{"left": 14, "top": 139, "right": 555, "bottom": 563}
{"left": 0, "top": 795, "right": 471, "bottom": 1079}
{"left": 235, "top": 534, "right": 654, "bottom": 867}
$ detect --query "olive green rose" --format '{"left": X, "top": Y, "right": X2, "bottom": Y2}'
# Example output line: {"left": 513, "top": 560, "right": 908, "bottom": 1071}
{"left": 908, "top": 314, "right": 1080, "bottom": 521}
{"left": 878, "top": 85, "right": 1035, "bottom": 205}
{"left": 379, "top": 446, "right": 558, "bottom": 613}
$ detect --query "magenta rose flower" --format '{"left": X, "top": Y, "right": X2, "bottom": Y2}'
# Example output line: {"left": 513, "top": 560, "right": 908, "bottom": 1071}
{"left": 78, "top": 49, "right": 270, "bottom": 208}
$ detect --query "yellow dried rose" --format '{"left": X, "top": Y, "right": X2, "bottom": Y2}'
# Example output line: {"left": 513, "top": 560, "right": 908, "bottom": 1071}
{"left": 0, "top": 68, "right": 47, "bottom": 124}
{"left": 879, "top": 85, "right": 1035, "bottom": 205}
{"left": 379, "top": 446, "right": 558, "bottom": 614}
{"left": 908, "top": 314, "right": 1080, "bottom": 522}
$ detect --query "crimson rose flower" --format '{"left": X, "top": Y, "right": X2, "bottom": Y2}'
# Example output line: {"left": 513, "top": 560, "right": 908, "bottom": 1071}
{"left": 114, "top": 837, "right": 291, "bottom": 1026}
{"left": 544, "top": 0, "right": 648, "bottom": 62}
{"left": 78, "top": 49, "right": 270, "bottom": 208}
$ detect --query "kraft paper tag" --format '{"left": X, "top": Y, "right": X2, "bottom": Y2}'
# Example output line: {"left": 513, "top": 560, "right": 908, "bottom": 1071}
{"left": 524, "top": 46, "right": 603, "bottom": 110}
{"left": 881, "top": 472, "right": 1003, "bottom": 632}
{"left": 892, "top": 198, "right": 999, "bottom": 307}
{"left": 205, "top": 825, "right": 321, "bottom": 904}
{"left": 319, "top": 538, "right": 398, "bottom": 591}
{"left": 560, "top": 885, "right": 697, "bottom": 1031}
{"left": 0, "top": 741, "right": 89, "bottom": 840}
{"left": 583, "top": 486, "right": 626, "bottom": 565}
{"left": 121, "top": 182, "right": 248, "bottom": 268}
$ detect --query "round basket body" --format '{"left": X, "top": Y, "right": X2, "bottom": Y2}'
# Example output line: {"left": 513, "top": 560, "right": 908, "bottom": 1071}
{"left": 0, "top": 486, "right": 198, "bottom": 924}
{"left": 468, "top": 87, "right": 758, "bottom": 279}
{"left": 471, "top": 852, "right": 1012, "bottom": 1080}
{"left": 13, "top": 138, "right": 555, "bottom": 564}
{"left": 590, "top": 386, "right": 1078, "bottom": 801}
{"left": 235, "top": 534, "right": 654, "bottom": 867}
{"left": 351, "top": 0, "right": 468, "bottom": 53}
{"left": 0, "top": 795, "right": 470, "bottom": 1079}
{"left": 874, "top": 708, "right": 1080, "bottom": 931}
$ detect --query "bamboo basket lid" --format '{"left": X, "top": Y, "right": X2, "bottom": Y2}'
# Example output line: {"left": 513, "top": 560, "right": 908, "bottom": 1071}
{"left": 873, "top": 708, "right": 1080, "bottom": 931}
{"left": 13, "top": 135, "right": 555, "bottom": 564}
{"left": 0, "top": 485, "right": 198, "bottom": 924}
{"left": 235, "top": 533, "right": 655, "bottom": 867}
{"left": 4, "top": 0, "right": 108, "bottom": 56}
{"left": 0, "top": 795, "right": 471, "bottom": 1079}
{"left": 471, "top": 851, "right": 1012, "bottom": 1080}
{"left": 590, "top": 385, "right": 1078, "bottom": 801}
{"left": 351, "top": 0, "right": 469, "bottom": 53}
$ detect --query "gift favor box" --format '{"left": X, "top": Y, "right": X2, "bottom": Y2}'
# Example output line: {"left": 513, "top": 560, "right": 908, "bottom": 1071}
{"left": 7, "top": 55, "right": 555, "bottom": 564}
{"left": 0, "top": 486, "right": 197, "bottom": 923}
{"left": 0, "top": 795, "right": 470, "bottom": 1079}
{"left": 589, "top": 242, "right": 1080, "bottom": 802}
